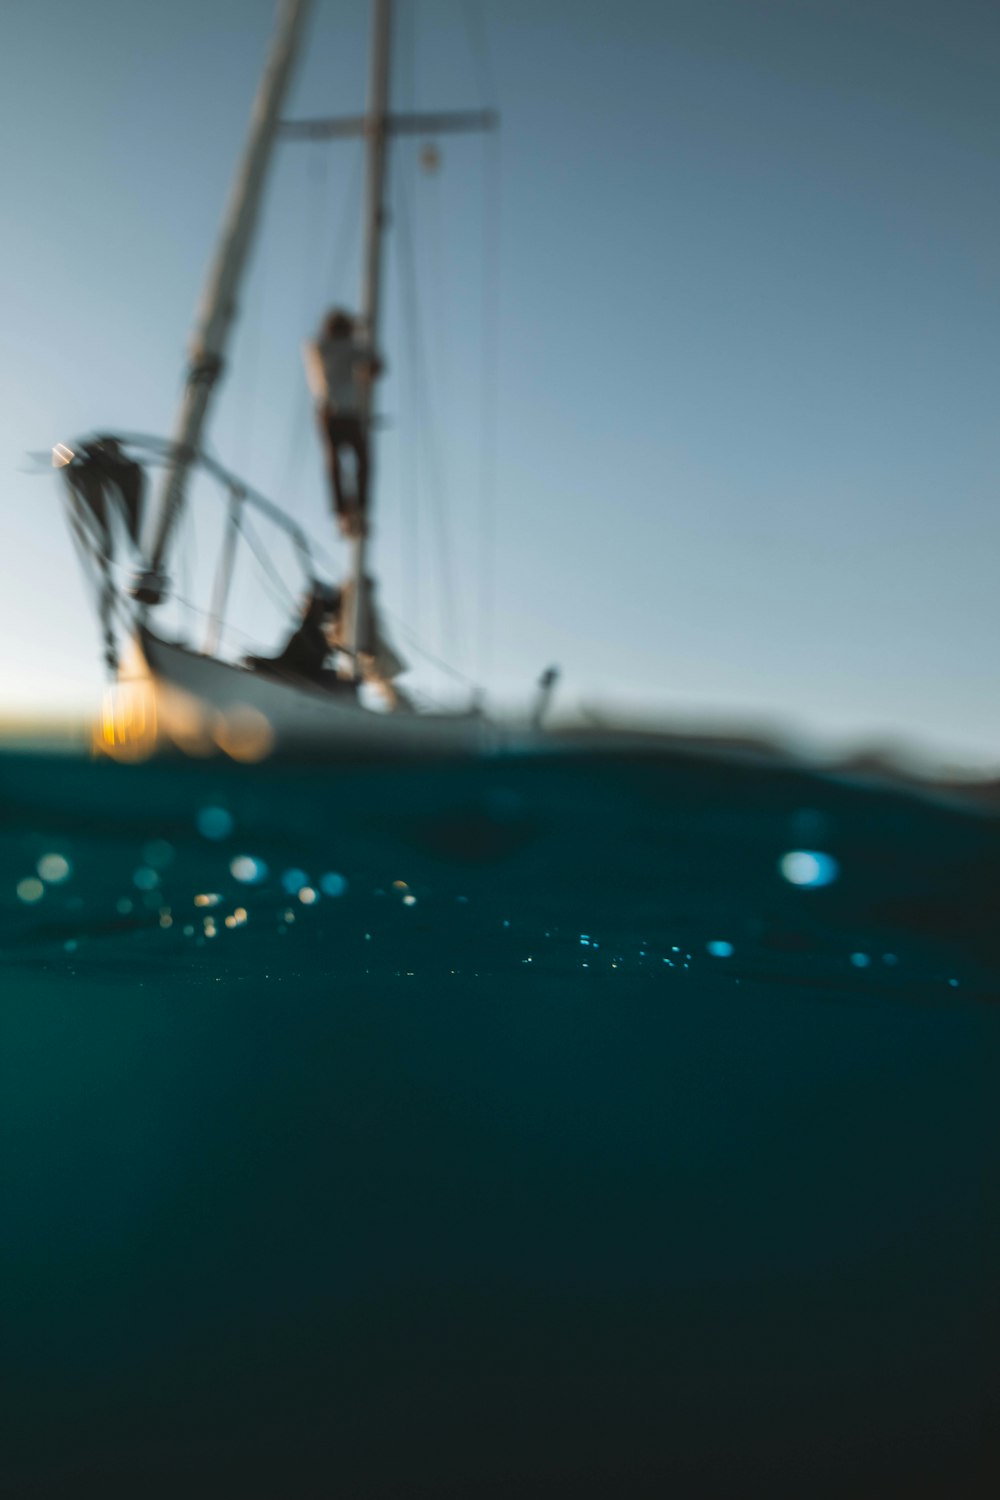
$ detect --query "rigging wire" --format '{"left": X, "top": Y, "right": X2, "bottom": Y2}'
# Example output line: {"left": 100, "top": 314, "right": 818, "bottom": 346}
{"left": 322, "top": 140, "right": 365, "bottom": 298}
{"left": 421, "top": 136, "right": 453, "bottom": 456}
{"left": 272, "top": 138, "right": 332, "bottom": 516}
{"left": 235, "top": 508, "right": 300, "bottom": 614}
{"left": 393, "top": 0, "right": 420, "bottom": 638}
{"left": 394, "top": 150, "right": 420, "bottom": 639}
{"left": 158, "top": 580, "right": 278, "bottom": 658}
{"left": 277, "top": 141, "right": 365, "bottom": 522}
{"left": 462, "top": 0, "right": 502, "bottom": 684}
{"left": 305, "top": 138, "right": 333, "bottom": 315}
{"left": 169, "top": 597, "right": 267, "bottom": 655}
{"left": 383, "top": 607, "right": 482, "bottom": 695}
{"left": 275, "top": 139, "right": 331, "bottom": 515}
{"left": 461, "top": 0, "right": 500, "bottom": 107}
{"left": 476, "top": 127, "right": 501, "bottom": 684}
{"left": 232, "top": 216, "right": 266, "bottom": 483}
{"left": 175, "top": 501, "right": 197, "bottom": 639}
{"left": 395, "top": 169, "right": 464, "bottom": 669}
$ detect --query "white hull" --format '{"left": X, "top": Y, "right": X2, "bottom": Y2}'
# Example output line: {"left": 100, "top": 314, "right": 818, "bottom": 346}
{"left": 130, "top": 627, "right": 501, "bottom": 758}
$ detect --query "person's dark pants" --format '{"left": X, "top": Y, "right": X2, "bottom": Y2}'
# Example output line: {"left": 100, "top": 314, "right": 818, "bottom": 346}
{"left": 317, "top": 408, "right": 368, "bottom": 534}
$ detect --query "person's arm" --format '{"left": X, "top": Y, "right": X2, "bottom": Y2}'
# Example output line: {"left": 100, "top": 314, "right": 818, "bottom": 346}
{"left": 302, "top": 340, "right": 327, "bottom": 402}
{"left": 353, "top": 338, "right": 385, "bottom": 386}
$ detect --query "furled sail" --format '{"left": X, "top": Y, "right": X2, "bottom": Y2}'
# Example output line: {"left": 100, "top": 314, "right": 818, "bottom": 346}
{"left": 57, "top": 437, "right": 146, "bottom": 671}
{"left": 61, "top": 437, "right": 144, "bottom": 551}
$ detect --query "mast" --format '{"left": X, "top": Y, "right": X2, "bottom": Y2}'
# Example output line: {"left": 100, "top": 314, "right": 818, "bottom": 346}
{"left": 134, "top": 0, "right": 313, "bottom": 606}
{"left": 361, "top": 0, "right": 392, "bottom": 357}
{"left": 343, "top": 0, "right": 393, "bottom": 667}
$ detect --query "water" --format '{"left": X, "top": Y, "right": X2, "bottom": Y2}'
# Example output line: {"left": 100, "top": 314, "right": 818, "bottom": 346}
{"left": 2, "top": 746, "right": 998, "bottom": 1496}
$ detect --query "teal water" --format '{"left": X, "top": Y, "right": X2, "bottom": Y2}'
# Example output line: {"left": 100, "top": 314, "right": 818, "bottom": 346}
{"left": 1, "top": 748, "right": 998, "bottom": 1496}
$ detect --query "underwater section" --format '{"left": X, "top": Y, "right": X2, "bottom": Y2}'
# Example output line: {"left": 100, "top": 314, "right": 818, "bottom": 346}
{"left": 1, "top": 747, "right": 998, "bottom": 1495}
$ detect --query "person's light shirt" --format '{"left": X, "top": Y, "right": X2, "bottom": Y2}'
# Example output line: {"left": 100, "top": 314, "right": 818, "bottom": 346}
{"left": 303, "top": 334, "right": 367, "bottom": 415}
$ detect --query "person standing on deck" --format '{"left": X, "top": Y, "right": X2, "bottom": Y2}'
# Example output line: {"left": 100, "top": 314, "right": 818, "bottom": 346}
{"left": 243, "top": 582, "right": 349, "bottom": 688}
{"left": 303, "top": 309, "right": 382, "bottom": 539}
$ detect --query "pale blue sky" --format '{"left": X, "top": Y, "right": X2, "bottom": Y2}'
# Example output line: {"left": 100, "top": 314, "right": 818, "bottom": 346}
{"left": 2, "top": 0, "right": 998, "bottom": 764}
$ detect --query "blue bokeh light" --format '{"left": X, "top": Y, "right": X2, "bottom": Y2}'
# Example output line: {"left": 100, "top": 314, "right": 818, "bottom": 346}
{"left": 778, "top": 850, "right": 840, "bottom": 888}
{"left": 196, "top": 806, "right": 234, "bottom": 841}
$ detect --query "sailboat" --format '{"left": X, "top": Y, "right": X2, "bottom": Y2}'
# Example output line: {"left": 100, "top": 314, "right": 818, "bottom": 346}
{"left": 53, "top": 0, "right": 523, "bottom": 760}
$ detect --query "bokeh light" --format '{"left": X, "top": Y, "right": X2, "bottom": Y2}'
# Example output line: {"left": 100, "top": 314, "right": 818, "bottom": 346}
{"left": 196, "top": 806, "right": 234, "bottom": 840}
{"left": 37, "top": 853, "right": 71, "bottom": 884}
{"left": 778, "top": 850, "right": 840, "bottom": 888}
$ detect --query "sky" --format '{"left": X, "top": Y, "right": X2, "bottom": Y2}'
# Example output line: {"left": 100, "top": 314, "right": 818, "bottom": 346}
{"left": 2, "top": 0, "right": 999, "bottom": 768}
